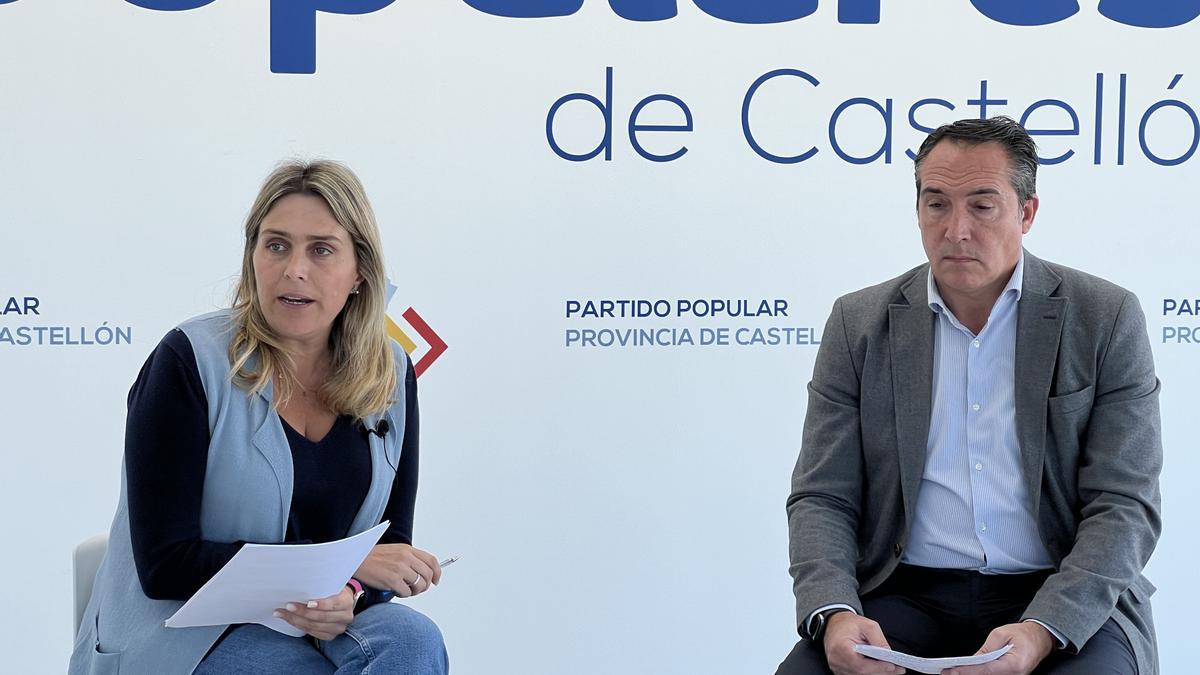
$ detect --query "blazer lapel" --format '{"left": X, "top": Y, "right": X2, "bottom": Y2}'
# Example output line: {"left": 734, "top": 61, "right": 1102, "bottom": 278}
{"left": 251, "top": 376, "right": 294, "bottom": 536}
{"left": 1014, "top": 252, "right": 1066, "bottom": 508}
{"left": 348, "top": 411, "right": 396, "bottom": 534}
{"left": 890, "top": 270, "right": 935, "bottom": 526}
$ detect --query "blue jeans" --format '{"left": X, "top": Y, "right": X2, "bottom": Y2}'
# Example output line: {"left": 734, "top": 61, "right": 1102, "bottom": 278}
{"left": 194, "top": 603, "right": 448, "bottom": 674}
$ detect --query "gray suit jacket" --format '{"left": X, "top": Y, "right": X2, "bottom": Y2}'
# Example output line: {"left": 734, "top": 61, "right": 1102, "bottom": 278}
{"left": 787, "top": 251, "right": 1162, "bottom": 674}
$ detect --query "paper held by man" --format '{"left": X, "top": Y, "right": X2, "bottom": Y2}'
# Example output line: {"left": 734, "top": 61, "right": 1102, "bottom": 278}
{"left": 854, "top": 643, "right": 1012, "bottom": 674}
{"left": 165, "top": 521, "right": 390, "bottom": 637}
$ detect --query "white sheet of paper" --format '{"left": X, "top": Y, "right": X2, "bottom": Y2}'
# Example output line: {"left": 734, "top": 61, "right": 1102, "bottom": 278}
{"left": 854, "top": 644, "right": 1012, "bottom": 674}
{"left": 165, "top": 521, "right": 390, "bottom": 636}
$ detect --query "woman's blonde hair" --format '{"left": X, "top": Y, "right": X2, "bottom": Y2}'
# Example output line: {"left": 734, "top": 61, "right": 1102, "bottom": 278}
{"left": 229, "top": 159, "right": 396, "bottom": 419}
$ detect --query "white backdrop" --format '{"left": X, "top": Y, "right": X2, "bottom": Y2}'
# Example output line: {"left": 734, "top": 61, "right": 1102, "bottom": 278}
{"left": 1, "top": 1, "right": 1197, "bottom": 673}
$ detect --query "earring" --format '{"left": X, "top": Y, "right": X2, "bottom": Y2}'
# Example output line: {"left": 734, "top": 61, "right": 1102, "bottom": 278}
{"left": 351, "top": 286, "right": 360, "bottom": 295}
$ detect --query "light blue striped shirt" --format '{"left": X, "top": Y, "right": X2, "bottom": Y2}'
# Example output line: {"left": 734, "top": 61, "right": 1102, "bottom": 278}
{"left": 903, "top": 253, "right": 1054, "bottom": 573}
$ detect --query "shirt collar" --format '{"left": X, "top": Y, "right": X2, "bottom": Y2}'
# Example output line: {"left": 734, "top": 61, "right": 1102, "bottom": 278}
{"left": 927, "top": 251, "right": 1024, "bottom": 315}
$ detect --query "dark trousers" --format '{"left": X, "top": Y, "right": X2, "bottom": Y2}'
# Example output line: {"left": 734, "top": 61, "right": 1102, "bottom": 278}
{"left": 775, "top": 565, "right": 1137, "bottom": 675}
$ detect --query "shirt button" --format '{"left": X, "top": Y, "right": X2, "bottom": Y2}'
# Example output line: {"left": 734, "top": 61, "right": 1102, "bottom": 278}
{"left": 979, "top": 523, "right": 987, "bottom": 532}
{"left": 972, "top": 403, "right": 981, "bottom": 411}
{"left": 975, "top": 462, "right": 983, "bottom": 471}
{"left": 972, "top": 340, "right": 981, "bottom": 348}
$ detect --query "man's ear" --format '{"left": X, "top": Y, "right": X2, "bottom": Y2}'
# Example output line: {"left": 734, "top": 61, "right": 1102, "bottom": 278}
{"left": 1021, "top": 194, "right": 1040, "bottom": 235}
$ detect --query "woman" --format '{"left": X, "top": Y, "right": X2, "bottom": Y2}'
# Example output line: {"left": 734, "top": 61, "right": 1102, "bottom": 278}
{"left": 69, "top": 160, "right": 449, "bottom": 674}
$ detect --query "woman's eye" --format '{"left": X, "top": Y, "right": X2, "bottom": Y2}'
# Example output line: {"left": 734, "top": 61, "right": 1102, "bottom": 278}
{"left": 314, "top": 246, "right": 333, "bottom": 256}
{"left": 267, "top": 241, "right": 286, "bottom": 252}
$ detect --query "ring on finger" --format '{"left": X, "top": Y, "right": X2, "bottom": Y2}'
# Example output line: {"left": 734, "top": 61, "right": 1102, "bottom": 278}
{"left": 407, "top": 573, "right": 423, "bottom": 587}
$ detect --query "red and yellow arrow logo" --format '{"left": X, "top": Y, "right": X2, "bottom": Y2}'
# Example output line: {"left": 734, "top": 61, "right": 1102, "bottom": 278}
{"left": 386, "top": 307, "right": 447, "bottom": 377}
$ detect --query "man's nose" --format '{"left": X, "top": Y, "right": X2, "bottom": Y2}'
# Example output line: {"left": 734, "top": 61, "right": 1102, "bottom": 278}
{"left": 944, "top": 209, "right": 972, "bottom": 241}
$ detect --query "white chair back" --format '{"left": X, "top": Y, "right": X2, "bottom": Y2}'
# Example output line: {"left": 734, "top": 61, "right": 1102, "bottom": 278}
{"left": 73, "top": 533, "right": 108, "bottom": 634}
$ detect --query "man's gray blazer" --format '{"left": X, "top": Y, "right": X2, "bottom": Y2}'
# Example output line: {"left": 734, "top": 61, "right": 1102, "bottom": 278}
{"left": 786, "top": 251, "right": 1162, "bottom": 674}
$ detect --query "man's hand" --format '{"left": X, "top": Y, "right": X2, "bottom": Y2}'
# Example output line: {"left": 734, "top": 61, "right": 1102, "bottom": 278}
{"left": 354, "top": 543, "right": 442, "bottom": 598}
{"left": 274, "top": 585, "right": 356, "bottom": 641}
{"left": 824, "top": 612, "right": 906, "bottom": 675}
{"left": 943, "top": 622, "right": 1055, "bottom": 675}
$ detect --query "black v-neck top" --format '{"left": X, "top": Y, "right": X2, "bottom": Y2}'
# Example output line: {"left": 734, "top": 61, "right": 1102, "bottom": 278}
{"left": 279, "top": 413, "right": 372, "bottom": 545}
{"left": 125, "top": 328, "right": 420, "bottom": 600}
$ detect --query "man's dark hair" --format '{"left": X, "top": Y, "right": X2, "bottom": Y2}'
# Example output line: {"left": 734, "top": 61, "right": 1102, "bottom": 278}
{"left": 913, "top": 116, "right": 1039, "bottom": 204}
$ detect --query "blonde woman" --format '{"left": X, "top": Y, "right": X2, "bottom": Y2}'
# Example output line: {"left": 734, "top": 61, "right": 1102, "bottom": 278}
{"left": 70, "top": 161, "right": 449, "bottom": 675}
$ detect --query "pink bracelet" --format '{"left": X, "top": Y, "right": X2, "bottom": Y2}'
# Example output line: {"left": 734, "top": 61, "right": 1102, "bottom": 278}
{"left": 345, "top": 578, "right": 364, "bottom": 595}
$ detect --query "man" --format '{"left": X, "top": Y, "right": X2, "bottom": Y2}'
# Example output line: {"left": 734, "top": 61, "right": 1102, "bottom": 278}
{"left": 777, "top": 117, "right": 1161, "bottom": 675}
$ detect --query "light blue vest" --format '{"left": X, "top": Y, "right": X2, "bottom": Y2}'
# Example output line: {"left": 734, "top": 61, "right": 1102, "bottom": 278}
{"left": 69, "top": 310, "right": 408, "bottom": 675}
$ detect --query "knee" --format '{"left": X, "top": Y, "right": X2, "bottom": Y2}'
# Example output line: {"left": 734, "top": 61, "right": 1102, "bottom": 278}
{"left": 776, "top": 639, "right": 830, "bottom": 675}
{"left": 394, "top": 606, "right": 446, "bottom": 652}
{"left": 365, "top": 604, "right": 448, "bottom": 669}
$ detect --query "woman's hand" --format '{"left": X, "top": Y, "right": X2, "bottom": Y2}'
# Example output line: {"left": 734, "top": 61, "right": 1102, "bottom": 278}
{"left": 355, "top": 544, "right": 442, "bottom": 598}
{"left": 274, "top": 585, "right": 356, "bottom": 641}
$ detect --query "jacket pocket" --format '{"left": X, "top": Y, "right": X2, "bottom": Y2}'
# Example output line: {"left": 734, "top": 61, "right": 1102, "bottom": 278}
{"left": 89, "top": 610, "right": 121, "bottom": 675}
{"left": 1048, "top": 385, "right": 1095, "bottom": 416}
{"left": 89, "top": 645, "right": 121, "bottom": 675}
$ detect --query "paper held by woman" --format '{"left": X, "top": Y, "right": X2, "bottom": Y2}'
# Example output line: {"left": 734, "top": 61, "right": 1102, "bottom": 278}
{"left": 165, "top": 521, "right": 390, "bottom": 636}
